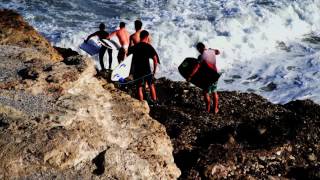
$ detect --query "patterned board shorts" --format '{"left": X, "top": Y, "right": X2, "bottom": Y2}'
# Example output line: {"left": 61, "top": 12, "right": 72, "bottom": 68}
{"left": 207, "top": 82, "right": 218, "bottom": 93}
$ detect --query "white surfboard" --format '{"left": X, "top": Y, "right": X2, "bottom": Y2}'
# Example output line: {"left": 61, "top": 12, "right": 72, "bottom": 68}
{"left": 79, "top": 39, "right": 101, "bottom": 55}
{"left": 111, "top": 54, "right": 133, "bottom": 81}
{"left": 111, "top": 56, "right": 156, "bottom": 82}
{"left": 100, "top": 39, "right": 120, "bottom": 50}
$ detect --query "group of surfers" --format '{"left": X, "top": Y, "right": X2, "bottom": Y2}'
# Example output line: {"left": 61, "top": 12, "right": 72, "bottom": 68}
{"left": 84, "top": 20, "right": 220, "bottom": 114}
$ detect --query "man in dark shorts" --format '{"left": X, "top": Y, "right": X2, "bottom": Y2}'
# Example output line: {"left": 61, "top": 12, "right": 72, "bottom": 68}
{"left": 188, "top": 42, "right": 220, "bottom": 114}
{"left": 85, "top": 23, "right": 113, "bottom": 71}
{"left": 128, "top": 30, "right": 158, "bottom": 101}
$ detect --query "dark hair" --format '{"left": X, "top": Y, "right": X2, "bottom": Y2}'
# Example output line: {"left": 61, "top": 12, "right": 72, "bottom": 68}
{"left": 196, "top": 42, "right": 205, "bottom": 50}
{"left": 119, "top": 22, "right": 126, "bottom": 28}
{"left": 134, "top": 20, "right": 142, "bottom": 30}
{"left": 140, "top": 30, "right": 149, "bottom": 39}
{"left": 99, "top": 23, "right": 105, "bottom": 30}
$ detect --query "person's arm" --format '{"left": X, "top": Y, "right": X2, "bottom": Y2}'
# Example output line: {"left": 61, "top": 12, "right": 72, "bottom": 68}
{"left": 147, "top": 34, "right": 152, "bottom": 44}
{"left": 107, "top": 30, "right": 117, "bottom": 39}
{"left": 152, "top": 54, "right": 158, "bottom": 75}
{"left": 187, "top": 63, "right": 200, "bottom": 82}
{"left": 129, "top": 34, "right": 134, "bottom": 47}
{"left": 85, "top": 31, "right": 98, "bottom": 43}
{"left": 155, "top": 51, "right": 160, "bottom": 64}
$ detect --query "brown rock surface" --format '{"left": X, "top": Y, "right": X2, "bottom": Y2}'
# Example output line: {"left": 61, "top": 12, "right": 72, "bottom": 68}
{"left": 0, "top": 10, "right": 180, "bottom": 179}
{"left": 0, "top": 9, "right": 63, "bottom": 62}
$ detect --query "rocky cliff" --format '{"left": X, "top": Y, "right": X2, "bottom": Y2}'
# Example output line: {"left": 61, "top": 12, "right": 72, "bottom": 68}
{"left": 0, "top": 9, "right": 180, "bottom": 179}
{"left": 1, "top": 9, "right": 319, "bottom": 180}
{"left": 120, "top": 78, "right": 320, "bottom": 179}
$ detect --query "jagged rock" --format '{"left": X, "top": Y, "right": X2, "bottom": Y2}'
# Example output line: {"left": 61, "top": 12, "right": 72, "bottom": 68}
{"left": 0, "top": 10, "right": 180, "bottom": 179}
{"left": 0, "top": 9, "right": 63, "bottom": 61}
{"left": 120, "top": 78, "right": 320, "bottom": 179}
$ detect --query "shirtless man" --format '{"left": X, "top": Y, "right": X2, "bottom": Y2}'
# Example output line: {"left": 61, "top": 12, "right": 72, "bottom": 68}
{"left": 130, "top": 20, "right": 143, "bottom": 47}
{"left": 129, "top": 20, "right": 159, "bottom": 65}
{"left": 130, "top": 20, "right": 151, "bottom": 47}
{"left": 108, "top": 22, "right": 130, "bottom": 63}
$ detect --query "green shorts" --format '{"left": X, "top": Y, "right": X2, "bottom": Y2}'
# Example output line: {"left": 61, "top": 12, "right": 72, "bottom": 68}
{"left": 207, "top": 82, "right": 218, "bottom": 93}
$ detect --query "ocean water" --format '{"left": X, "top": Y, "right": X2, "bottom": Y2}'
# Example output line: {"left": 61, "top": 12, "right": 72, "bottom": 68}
{"left": 1, "top": 0, "right": 320, "bottom": 104}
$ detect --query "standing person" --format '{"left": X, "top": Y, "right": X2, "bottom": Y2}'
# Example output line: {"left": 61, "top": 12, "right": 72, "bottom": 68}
{"left": 84, "top": 23, "right": 113, "bottom": 71}
{"left": 108, "top": 22, "right": 130, "bottom": 63}
{"left": 128, "top": 30, "right": 158, "bottom": 102}
{"left": 129, "top": 20, "right": 143, "bottom": 47}
{"left": 129, "top": 19, "right": 152, "bottom": 47}
{"left": 188, "top": 42, "right": 220, "bottom": 114}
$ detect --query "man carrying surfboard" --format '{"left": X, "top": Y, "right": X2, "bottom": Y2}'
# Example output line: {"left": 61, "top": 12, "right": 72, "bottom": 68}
{"left": 127, "top": 30, "right": 159, "bottom": 102}
{"left": 84, "top": 23, "right": 113, "bottom": 71}
{"left": 108, "top": 22, "right": 130, "bottom": 63}
{"left": 188, "top": 42, "right": 220, "bottom": 114}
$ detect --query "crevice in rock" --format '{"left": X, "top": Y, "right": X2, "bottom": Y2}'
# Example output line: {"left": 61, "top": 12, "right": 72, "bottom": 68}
{"left": 17, "top": 67, "right": 39, "bottom": 80}
{"left": 92, "top": 150, "right": 106, "bottom": 176}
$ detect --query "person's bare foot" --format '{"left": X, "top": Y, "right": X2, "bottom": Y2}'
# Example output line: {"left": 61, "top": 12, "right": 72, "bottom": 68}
{"left": 214, "top": 108, "right": 219, "bottom": 114}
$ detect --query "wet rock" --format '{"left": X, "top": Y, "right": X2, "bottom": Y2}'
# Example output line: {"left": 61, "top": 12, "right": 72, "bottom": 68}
{"left": 260, "top": 82, "right": 277, "bottom": 92}
{"left": 232, "top": 75, "right": 242, "bottom": 79}
{"left": 118, "top": 78, "right": 320, "bottom": 179}
{"left": 224, "top": 79, "right": 235, "bottom": 84}
{"left": 308, "top": 153, "right": 317, "bottom": 161}
{"left": 54, "top": 46, "right": 79, "bottom": 59}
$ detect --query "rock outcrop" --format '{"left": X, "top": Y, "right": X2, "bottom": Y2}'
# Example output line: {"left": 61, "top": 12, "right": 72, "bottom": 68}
{"left": 0, "top": 10, "right": 180, "bottom": 179}
{"left": 0, "top": 9, "right": 63, "bottom": 61}
{"left": 121, "top": 79, "right": 320, "bottom": 179}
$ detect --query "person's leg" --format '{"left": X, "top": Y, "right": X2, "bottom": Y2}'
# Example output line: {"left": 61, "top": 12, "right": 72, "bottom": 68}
{"left": 146, "top": 75, "right": 157, "bottom": 101}
{"left": 107, "top": 49, "right": 112, "bottom": 69}
{"left": 99, "top": 46, "right": 107, "bottom": 71}
{"left": 150, "top": 83, "right": 157, "bottom": 101}
{"left": 117, "top": 48, "right": 125, "bottom": 63}
{"left": 149, "top": 79, "right": 157, "bottom": 101}
{"left": 212, "top": 92, "right": 219, "bottom": 114}
{"left": 136, "top": 79, "right": 144, "bottom": 101}
{"left": 203, "top": 90, "right": 211, "bottom": 112}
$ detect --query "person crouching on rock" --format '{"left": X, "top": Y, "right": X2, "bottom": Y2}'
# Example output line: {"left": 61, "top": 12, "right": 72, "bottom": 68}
{"left": 128, "top": 30, "right": 158, "bottom": 102}
{"left": 84, "top": 23, "right": 113, "bottom": 71}
{"left": 188, "top": 42, "right": 220, "bottom": 114}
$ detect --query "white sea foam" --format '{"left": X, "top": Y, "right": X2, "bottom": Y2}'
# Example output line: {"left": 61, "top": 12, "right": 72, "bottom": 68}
{"left": 1, "top": 0, "right": 320, "bottom": 104}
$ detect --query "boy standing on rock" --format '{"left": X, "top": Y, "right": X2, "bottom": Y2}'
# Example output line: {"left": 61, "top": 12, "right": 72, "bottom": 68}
{"left": 128, "top": 30, "right": 158, "bottom": 102}
{"left": 188, "top": 42, "right": 220, "bottom": 114}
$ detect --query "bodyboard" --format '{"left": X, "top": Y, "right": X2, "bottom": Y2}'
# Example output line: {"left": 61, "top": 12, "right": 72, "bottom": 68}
{"left": 79, "top": 39, "right": 101, "bottom": 56}
{"left": 111, "top": 54, "right": 133, "bottom": 81}
{"left": 179, "top": 57, "right": 220, "bottom": 89}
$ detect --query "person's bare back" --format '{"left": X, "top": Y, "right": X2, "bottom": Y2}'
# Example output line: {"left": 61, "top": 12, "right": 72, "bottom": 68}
{"left": 130, "top": 30, "right": 141, "bottom": 46}
{"left": 115, "top": 28, "right": 130, "bottom": 47}
{"left": 109, "top": 22, "right": 130, "bottom": 48}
